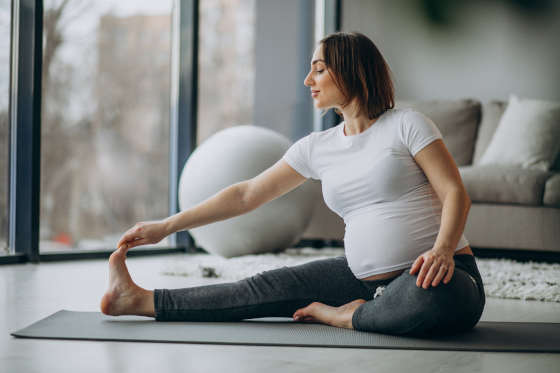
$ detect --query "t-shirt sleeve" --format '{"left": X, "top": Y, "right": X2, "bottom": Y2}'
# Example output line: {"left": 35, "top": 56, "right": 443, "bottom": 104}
{"left": 400, "top": 109, "right": 443, "bottom": 157}
{"left": 282, "top": 134, "right": 319, "bottom": 180}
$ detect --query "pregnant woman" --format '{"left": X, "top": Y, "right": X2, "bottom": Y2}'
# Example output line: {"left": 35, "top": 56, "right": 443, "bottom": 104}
{"left": 101, "top": 31, "right": 485, "bottom": 337}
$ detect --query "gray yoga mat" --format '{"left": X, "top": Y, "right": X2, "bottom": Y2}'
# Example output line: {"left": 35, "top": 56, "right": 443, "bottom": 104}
{"left": 10, "top": 310, "right": 560, "bottom": 353}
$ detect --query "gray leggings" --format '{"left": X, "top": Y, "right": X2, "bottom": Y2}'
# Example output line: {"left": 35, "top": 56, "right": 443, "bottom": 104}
{"left": 154, "top": 254, "right": 485, "bottom": 337}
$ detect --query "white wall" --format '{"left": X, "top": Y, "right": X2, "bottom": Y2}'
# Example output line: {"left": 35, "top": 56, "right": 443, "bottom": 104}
{"left": 254, "top": 0, "right": 315, "bottom": 140}
{"left": 342, "top": 0, "right": 560, "bottom": 102}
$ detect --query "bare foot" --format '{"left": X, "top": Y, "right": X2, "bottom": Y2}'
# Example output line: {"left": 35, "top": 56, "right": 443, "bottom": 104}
{"left": 100, "top": 248, "right": 154, "bottom": 317}
{"left": 292, "top": 299, "right": 367, "bottom": 329}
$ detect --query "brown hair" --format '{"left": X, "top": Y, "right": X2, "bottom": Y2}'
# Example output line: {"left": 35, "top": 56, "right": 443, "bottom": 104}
{"left": 319, "top": 31, "right": 395, "bottom": 119}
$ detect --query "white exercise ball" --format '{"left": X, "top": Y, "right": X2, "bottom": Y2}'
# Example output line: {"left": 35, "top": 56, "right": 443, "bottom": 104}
{"left": 178, "top": 125, "right": 321, "bottom": 257}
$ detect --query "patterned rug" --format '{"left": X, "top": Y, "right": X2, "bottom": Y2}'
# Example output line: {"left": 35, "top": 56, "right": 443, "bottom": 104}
{"left": 161, "top": 247, "right": 560, "bottom": 303}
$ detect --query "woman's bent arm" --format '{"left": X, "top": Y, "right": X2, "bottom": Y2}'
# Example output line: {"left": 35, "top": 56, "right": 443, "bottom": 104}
{"left": 163, "top": 181, "right": 250, "bottom": 235}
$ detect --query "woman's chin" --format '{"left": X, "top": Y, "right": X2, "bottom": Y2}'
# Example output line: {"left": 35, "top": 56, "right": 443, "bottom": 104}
{"left": 313, "top": 100, "right": 333, "bottom": 110}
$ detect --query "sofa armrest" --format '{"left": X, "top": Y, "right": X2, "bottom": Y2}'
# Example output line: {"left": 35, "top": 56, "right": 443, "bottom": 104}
{"left": 543, "top": 172, "right": 560, "bottom": 207}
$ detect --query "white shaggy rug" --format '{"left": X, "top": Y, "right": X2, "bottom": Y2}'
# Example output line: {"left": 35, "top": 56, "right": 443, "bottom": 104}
{"left": 161, "top": 247, "right": 560, "bottom": 303}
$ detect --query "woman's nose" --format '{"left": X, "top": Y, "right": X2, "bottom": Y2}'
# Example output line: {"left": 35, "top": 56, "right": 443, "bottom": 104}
{"left": 304, "top": 72, "right": 313, "bottom": 87}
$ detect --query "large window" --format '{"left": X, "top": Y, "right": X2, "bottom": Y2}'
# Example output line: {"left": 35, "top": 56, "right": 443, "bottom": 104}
{"left": 40, "top": 0, "right": 173, "bottom": 252}
{"left": 0, "top": 1, "right": 10, "bottom": 255}
{"left": 197, "top": 0, "right": 255, "bottom": 145}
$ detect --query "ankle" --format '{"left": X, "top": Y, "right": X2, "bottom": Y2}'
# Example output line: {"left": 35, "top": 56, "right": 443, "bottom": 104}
{"left": 134, "top": 288, "right": 155, "bottom": 318}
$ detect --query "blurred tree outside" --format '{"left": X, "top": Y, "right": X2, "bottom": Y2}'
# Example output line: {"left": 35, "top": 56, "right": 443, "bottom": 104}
{"left": 39, "top": 0, "right": 172, "bottom": 251}
{"left": 197, "top": 0, "right": 255, "bottom": 145}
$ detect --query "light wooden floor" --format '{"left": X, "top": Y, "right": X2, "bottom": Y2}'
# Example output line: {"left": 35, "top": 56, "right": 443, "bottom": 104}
{"left": 1, "top": 253, "right": 559, "bottom": 373}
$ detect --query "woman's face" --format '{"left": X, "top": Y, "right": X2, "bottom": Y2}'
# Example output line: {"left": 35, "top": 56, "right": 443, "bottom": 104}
{"left": 304, "top": 45, "right": 345, "bottom": 110}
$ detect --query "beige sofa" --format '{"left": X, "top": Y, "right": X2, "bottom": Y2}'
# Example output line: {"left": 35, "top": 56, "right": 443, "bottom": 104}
{"left": 300, "top": 99, "right": 560, "bottom": 255}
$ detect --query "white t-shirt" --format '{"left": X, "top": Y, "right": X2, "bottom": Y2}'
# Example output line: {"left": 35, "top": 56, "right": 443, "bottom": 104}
{"left": 282, "top": 108, "right": 470, "bottom": 279}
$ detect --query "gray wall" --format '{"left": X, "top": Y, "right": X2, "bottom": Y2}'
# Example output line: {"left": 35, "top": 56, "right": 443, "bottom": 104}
{"left": 254, "top": 0, "right": 315, "bottom": 141}
{"left": 341, "top": 0, "right": 560, "bottom": 102}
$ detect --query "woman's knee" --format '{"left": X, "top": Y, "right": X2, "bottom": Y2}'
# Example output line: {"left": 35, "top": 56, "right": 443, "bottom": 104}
{"left": 406, "top": 268, "right": 483, "bottom": 336}
{"left": 352, "top": 270, "right": 482, "bottom": 336}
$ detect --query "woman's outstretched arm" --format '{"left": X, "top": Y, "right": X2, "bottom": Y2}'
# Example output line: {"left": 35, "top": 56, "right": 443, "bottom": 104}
{"left": 116, "top": 159, "right": 307, "bottom": 251}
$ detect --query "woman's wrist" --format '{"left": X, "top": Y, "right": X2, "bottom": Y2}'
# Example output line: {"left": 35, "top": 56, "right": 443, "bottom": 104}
{"left": 162, "top": 215, "right": 178, "bottom": 236}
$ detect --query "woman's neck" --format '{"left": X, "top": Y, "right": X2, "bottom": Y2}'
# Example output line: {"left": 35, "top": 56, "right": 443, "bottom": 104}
{"left": 343, "top": 116, "right": 378, "bottom": 136}
{"left": 339, "top": 100, "right": 377, "bottom": 136}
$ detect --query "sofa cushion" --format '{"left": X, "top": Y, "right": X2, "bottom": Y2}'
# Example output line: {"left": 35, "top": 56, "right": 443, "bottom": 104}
{"left": 474, "top": 99, "right": 560, "bottom": 172}
{"left": 458, "top": 165, "right": 553, "bottom": 206}
{"left": 543, "top": 173, "right": 560, "bottom": 207}
{"left": 395, "top": 99, "right": 481, "bottom": 166}
{"left": 472, "top": 100, "right": 507, "bottom": 165}
{"left": 478, "top": 94, "right": 560, "bottom": 171}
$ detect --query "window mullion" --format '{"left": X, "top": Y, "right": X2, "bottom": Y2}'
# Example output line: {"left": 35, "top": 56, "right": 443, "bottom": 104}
{"left": 168, "top": 0, "right": 199, "bottom": 250}
{"left": 9, "top": 0, "right": 42, "bottom": 263}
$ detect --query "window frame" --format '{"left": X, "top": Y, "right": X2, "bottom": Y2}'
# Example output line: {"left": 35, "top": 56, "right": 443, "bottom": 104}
{"left": 7, "top": 0, "right": 42, "bottom": 263}
{"left": 313, "top": 0, "right": 341, "bottom": 132}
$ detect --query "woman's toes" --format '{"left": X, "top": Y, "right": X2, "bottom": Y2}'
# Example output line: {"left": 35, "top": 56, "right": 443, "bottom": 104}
{"left": 109, "top": 250, "right": 124, "bottom": 266}
{"left": 293, "top": 302, "right": 320, "bottom": 320}
{"left": 294, "top": 302, "right": 335, "bottom": 324}
{"left": 293, "top": 300, "right": 367, "bottom": 329}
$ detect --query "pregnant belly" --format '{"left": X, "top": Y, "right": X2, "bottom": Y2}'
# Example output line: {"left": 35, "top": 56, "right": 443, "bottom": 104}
{"left": 343, "top": 204, "right": 451, "bottom": 279}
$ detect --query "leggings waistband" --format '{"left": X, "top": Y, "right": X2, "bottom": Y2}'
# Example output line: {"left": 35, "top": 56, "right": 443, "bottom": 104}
{"left": 358, "top": 254, "right": 483, "bottom": 290}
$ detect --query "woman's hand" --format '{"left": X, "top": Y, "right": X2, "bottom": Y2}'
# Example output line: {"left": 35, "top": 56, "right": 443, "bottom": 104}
{"left": 116, "top": 220, "right": 170, "bottom": 253}
{"left": 409, "top": 247, "right": 455, "bottom": 289}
